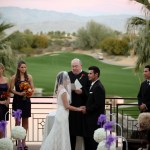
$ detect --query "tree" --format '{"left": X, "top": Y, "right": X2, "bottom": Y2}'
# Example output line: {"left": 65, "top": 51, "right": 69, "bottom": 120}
{"left": 9, "top": 31, "right": 30, "bottom": 50}
{"left": 32, "top": 34, "right": 48, "bottom": 48}
{"left": 0, "top": 18, "right": 16, "bottom": 76}
{"left": 0, "top": 20, "right": 13, "bottom": 48}
{"left": 75, "top": 20, "right": 116, "bottom": 49}
{"left": 101, "top": 37, "right": 129, "bottom": 55}
{"left": 127, "top": 0, "right": 150, "bottom": 70}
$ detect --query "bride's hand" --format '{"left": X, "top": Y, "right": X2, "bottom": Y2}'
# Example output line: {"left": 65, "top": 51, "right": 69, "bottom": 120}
{"left": 79, "top": 106, "right": 86, "bottom": 113}
{"left": 74, "top": 89, "right": 82, "bottom": 94}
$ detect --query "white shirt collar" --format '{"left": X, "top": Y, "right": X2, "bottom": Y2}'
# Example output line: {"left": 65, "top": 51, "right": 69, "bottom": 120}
{"left": 91, "top": 79, "right": 98, "bottom": 86}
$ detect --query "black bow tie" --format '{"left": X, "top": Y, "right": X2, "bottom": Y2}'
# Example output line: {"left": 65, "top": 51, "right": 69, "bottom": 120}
{"left": 147, "top": 81, "right": 150, "bottom": 85}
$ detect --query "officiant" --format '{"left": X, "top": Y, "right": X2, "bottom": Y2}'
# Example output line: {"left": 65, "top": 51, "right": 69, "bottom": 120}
{"left": 68, "top": 58, "right": 91, "bottom": 150}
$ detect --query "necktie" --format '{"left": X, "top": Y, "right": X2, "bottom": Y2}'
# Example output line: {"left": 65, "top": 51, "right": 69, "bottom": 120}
{"left": 147, "top": 81, "right": 150, "bottom": 85}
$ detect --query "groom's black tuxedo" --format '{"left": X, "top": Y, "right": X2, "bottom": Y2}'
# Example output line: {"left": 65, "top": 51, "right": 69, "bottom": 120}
{"left": 138, "top": 80, "right": 150, "bottom": 112}
{"left": 84, "top": 80, "right": 105, "bottom": 150}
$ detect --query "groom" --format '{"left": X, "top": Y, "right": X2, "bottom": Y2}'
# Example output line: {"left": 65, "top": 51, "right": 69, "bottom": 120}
{"left": 82, "top": 66, "right": 106, "bottom": 150}
{"left": 68, "top": 58, "right": 91, "bottom": 150}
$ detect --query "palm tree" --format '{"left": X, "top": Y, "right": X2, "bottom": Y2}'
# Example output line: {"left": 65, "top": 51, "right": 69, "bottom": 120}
{"left": 0, "top": 21, "right": 14, "bottom": 46}
{"left": 127, "top": 0, "right": 150, "bottom": 71}
{"left": 0, "top": 17, "right": 17, "bottom": 76}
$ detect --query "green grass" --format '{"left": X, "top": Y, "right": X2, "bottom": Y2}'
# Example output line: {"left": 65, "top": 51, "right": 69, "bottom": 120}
{"left": 118, "top": 106, "right": 139, "bottom": 118}
{"left": 25, "top": 52, "right": 143, "bottom": 97}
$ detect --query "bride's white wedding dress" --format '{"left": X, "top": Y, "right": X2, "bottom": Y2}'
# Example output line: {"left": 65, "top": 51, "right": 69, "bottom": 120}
{"left": 40, "top": 87, "right": 71, "bottom": 150}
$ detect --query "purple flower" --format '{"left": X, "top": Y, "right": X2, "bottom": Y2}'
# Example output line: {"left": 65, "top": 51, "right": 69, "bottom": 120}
{"left": 97, "top": 114, "right": 106, "bottom": 127}
{"left": 0, "top": 120, "right": 7, "bottom": 137}
{"left": 12, "top": 109, "right": 22, "bottom": 124}
{"left": 105, "top": 134, "right": 117, "bottom": 149}
{"left": 103, "top": 121, "right": 115, "bottom": 131}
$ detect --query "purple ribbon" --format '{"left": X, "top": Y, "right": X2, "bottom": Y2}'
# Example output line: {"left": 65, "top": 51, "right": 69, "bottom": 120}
{"left": 97, "top": 114, "right": 106, "bottom": 127}
{"left": 103, "top": 121, "right": 115, "bottom": 131}
{"left": 0, "top": 120, "right": 7, "bottom": 137}
{"left": 105, "top": 134, "right": 117, "bottom": 150}
{"left": 12, "top": 109, "right": 22, "bottom": 125}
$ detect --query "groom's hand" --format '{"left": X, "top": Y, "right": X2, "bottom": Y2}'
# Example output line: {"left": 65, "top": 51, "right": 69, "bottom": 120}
{"left": 74, "top": 89, "right": 82, "bottom": 94}
{"left": 80, "top": 106, "right": 86, "bottom": 114}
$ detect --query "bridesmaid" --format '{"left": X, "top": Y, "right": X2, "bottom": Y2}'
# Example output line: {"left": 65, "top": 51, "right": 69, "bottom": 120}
{"left": 10, "top": 60, "right": 34, "bottom": 150}
{"left": 0, "top": 63, "right": 10, "bottom": 138}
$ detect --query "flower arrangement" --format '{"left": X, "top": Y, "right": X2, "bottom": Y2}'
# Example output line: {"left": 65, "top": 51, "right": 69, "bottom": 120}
{"left": 0, "top": 120, "right": 7, "bottom": 138}
{"left": 94, "top": 114, "right": 117, "bottom": 150}
{"left": 11, "top": 126, "right": 26, "bottom": 140}
{"left": 79, "top": 73, "right": 85, "bottom": 80}
{"left": 94, "top": 128, "right": 106, "bottom": 143}
{"left": 19, "top": 81, "right": 33, "bottom": 98}
{"left": 0, "top": 138, "right": 13, "bottom": 150}
{"left": 12, "top": 109, "right": 26, "bottom": 149}
{"left": 0, "top": 91, "right": 10, "bottom": 100}
{"left": 0, "top": 120, "right": 13, "bottom": 150}
{"left": 12, "top": 109, "right": 22, "bottom": 124}
{"left": 97, "top": 140, "right": 116, "bottom": 150}
{"left": 93, "top": 114, "right": 127, "bottom": 150}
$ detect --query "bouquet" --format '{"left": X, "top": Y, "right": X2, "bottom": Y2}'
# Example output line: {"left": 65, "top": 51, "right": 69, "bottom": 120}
{"left": 94, "top": 128, "right": 106, "bottom": 143}
{"left": 11, "top": 126, "right": 26, "bottom": 140}
{"left": 0, "top": 91, "right": 10, "bottom": 100}
{"left": 19, "top": 81, "right": 33, "bottom": 98}
{"left": 0, "top": 138, "right": 13, "bottom": 150}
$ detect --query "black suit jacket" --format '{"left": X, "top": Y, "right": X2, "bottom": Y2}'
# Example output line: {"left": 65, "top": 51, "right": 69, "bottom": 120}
{"left": 84, "top": 80, "right": 105, "bottom": 137}
{"left": 138, "top": 80, "right": 150, "bottom": 112}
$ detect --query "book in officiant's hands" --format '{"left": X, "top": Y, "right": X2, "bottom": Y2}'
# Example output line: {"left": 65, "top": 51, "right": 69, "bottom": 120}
{"left": 71, "top": 79, "right": 82, "bottom": 90}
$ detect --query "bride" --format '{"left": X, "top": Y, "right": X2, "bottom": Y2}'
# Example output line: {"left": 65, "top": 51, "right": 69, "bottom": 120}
{"left": 40, "top": 71, "right": 83, "bottom": 150}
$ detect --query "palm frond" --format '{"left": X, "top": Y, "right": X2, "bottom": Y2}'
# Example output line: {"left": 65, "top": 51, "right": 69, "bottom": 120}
{"left": 134, "top": 29, "right": 150, "bottom": 70}
{"left": 128, "top": 17, "right": 146, "bottom": 26}
{"left": 130, "top": 0, "right": 150, "bottom": 11}
{"left": 0, "top": 22, "right": 14, "bottom": 33}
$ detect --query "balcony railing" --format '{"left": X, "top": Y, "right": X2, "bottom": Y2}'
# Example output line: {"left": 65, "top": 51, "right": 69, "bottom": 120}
{"left": 6, "top": 97, "right": 139, "bottom": 144}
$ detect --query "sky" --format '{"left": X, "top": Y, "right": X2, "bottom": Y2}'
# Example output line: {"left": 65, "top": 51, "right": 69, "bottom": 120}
{"left": 0, "top": 0, "right": 143, "bottom": 16}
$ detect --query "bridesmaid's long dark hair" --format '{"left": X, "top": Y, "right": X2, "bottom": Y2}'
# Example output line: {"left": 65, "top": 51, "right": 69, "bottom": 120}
{"left": 15, "top": 61, "right": 29, "bottom": 82}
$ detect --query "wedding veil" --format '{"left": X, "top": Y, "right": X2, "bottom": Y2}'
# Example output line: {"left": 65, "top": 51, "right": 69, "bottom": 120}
{"left": 53, "top": 71, "right": 71, "bottom": 103}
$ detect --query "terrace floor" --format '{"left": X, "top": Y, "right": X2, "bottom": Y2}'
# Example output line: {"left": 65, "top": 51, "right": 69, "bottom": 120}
{"left": 13, "top": 144, "right": 122, "bottom": 150}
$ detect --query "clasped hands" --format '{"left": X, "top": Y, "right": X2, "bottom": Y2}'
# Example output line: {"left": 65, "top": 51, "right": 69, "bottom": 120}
{"left": 74, "top": 89, "right": 82, "bottom": 94}
{"left": 78, "top": 106, "right": 86, "bottom": 113}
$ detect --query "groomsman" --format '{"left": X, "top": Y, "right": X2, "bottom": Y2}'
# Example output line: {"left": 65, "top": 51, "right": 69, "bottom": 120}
{"left": 83, "top": 66, "right": 106, "bottom": 150}
{"left": 138, "top": 65, "right": 150, "bottom": 112}
{"left": 68, "top": 58, "right": 90, "bottom": 150}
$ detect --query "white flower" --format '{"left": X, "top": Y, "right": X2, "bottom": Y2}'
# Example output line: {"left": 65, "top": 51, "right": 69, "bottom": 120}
{"left": 93, "top": 128, "right": 106, "bottom": 143}
{"left": 0, "top": 138, "right": 13, "bottom": 150}
{"left": 138, "top": 112, "right": 150, "bottom": 131}
{"left": 97, "top": 140, "right": 116, "bottom": 150}
{"left": 11, "top": 126, "right": 26, "bottom": 140}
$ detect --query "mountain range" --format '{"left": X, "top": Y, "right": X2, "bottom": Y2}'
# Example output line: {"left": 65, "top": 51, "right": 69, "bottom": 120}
{"left": 0, "top": 7, "right": 140, "bottom": 34}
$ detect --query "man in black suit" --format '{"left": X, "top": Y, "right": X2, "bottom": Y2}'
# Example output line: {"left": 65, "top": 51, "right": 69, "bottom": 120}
{"left": 138, "top": 65, "right": 150, "bottom": 112}
{"left": 68, "top": 58, "right": 91, "bottom": 150}
{"left": 82, "top": 66, "right": 105, "bottom": 150}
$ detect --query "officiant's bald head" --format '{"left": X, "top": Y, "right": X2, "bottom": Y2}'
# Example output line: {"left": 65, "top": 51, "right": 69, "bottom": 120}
{"left": 71, "top": 58, "right": 82, "bottom": 75}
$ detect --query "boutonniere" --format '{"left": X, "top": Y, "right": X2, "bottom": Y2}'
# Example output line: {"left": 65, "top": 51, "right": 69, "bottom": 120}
{"left": 79, "top": 73, "right": 85, "bottom": 80}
